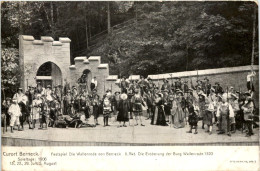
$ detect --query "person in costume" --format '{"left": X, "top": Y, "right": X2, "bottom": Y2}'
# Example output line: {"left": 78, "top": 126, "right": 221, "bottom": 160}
{"left": 32, "top": 94, "right": 42, "bottom": 129}
{"left": 45, "top": 85, "right": 53, "bottom": 102}
{"left": 2, "top": 97, "right": 12, "bottom": 132}
{"left": 162, "top": 89, "right": 171, "bottom": 122}
{"left": 127, "top": 88, "right": 134, "bottom": 121}
{"left": 204, "top": 91, "right": 215, "bottom": 135}
{"left": 204, "top": 77, "right": 211, "bottom": 96}
{"left": 103, "top": 94, "right": 112, "bottom": 127}
{"left": 229, "top": 93, "right": 239, "bottom": 133}
{"left": 120, "top": 76, "right": 129, "bottom": 93}
{"left": 246, "top": 68, "right": 256, "bottom": 96}
{"left": 172, "top": 91, "right": 185, "bottom": 128}
{"left": 13, "top": 88, "right": 30, "bottom": 130}
{"left": 143, "top": 90, "right": 154, "bottom": 120}
{"left": 161, "top": 78, "right": 171, "bottom": 92}
{"left": 79, "top": 94, "right": 90, "bottom": 120}
{"left": 131, "top": 88, "right": 146, "bottom": 126}
{"left": 8, "top": 99, "right": 22, "bottom": 133}
{"left": 186, "top": 101, "right": 199, "bottom": 134}
{"left": 111, "top": 91, "right": 120, "bottom": 123}
{"left": 138, "top": 76, "right": 148, "bottom": 96}
{"left": 167, "top": 93, "right": 175, "bottom": 126}
{"left": 36, "top": 82, "right": 45, "bottom": 95}
{"left": 198, "top": 93, "right": 206, "bottom": 129}
{"left": 64, "top": 90, "right": 73, "bottom": 115}
{"left": 39, "top": 96, "right": 49, "bottom": 129}
{"left": 117, "top": 89, "right": 130, "bottom": 127}
{"left": 91, "top": 76, "right": 98, "bottom": 91}
{"left": 147, "top": 77, "right": 156, "bottom": 94}
{"left": 241, "top": 92, "right": 255, "bottom": 137}
{"left": 216, "top": 94, "right": 234, "bottom": 136}
{"left": 92, "top": 89, "right": 100, "bottom": 125}
{"left": 175, "top": 77, "right": 182, "bottom": 91}
{"left": 153, "top": 93, "right": 168, "bottom": 126}
{"left": 214, "top": 82, "right": 224, "bottom": 95}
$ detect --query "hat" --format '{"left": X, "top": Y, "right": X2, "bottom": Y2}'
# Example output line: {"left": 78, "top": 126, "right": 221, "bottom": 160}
{"left": 47, "top": 85, "right": 51, "bottom": 88}
{"left": 197, "top": 86, "right": 202, "bottom": 89}
{"left": 198, "top": 93, "right": 206, "bottom": 97}
{"left": 36, "top": 94, "right": 41, "bottom": 97}
{"left": 231, "top": 93, "right": 238, "bottom": 99}
{"left": 158, "top": 93, "right": 164, "bottom": 98}
{"left": 106, "top": 89, "right": 111, "bottom": 93}
{"left": 244, "top": 92, "right": 251, "bottom": 96}
{"left": 176, "top": 90, "right": 184, "bottom": 96}
{"left": 217, "top": 94, "right": 223, "bottom": 99}
{"left": 163, "top": 78, "right": 168, "bottom": 82}
{"left": 230, "top": 86, "right": 234, "bottom": 89}
{"left": 163, "top": 89, "right": 169, "bottom": 93}
{"left": 236, "top": 91, "right": 241, "bottom": 94}
{"left": 210, "top": 87, "right": 215, "bottom": 92}
{"left": 73, "top": 86, "right": 77, "bottom": 90}
{"left": 18, "top": 88, "right": 23, "bottom": 91}
{"left": 115, "top": 91, "right": 120, "bottom": 95}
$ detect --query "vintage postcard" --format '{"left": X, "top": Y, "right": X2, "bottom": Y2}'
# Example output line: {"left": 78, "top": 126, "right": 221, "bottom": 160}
{"left": 1, "top": 0, "right": 259, "bottom": 170}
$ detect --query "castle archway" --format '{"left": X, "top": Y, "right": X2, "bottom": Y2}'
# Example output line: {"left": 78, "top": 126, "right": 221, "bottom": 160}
{"left": 36, "top": 62, "right": 62, "bottom": 88}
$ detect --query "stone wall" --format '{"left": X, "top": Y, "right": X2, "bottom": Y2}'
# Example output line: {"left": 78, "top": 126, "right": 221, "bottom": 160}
{"left": 150, "top": 65, "right": 259, "bottom": 106}
{"left": 69, "top": 56, "right": 109, "bottom": 97}
{"left": 104, "top": 65, "right": 259, "bottom": 107}
{"left": 19, "top": 35, "right": 71, "bottom": 90}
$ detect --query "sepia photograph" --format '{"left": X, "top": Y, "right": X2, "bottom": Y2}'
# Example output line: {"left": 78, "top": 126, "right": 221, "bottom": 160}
{"left": 1, "top": 0, "right": 259, "bottom": 170}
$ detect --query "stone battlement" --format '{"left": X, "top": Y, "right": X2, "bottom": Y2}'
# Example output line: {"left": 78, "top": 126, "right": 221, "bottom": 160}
{"left": 20, "top": 35, "right": 71, "bottom": 46}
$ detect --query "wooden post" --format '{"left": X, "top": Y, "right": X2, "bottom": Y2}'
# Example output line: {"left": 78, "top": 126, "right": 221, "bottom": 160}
{"left": 251, "top": 5, "right": 256, "bottom": 66}
{"left": 107, "top": 1, "right": 111, "bottom": 34}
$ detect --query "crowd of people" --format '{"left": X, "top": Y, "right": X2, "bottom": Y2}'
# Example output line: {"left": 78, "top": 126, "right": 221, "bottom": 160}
{"left": 1, "top": 70, "right": 258, "bottom": 138}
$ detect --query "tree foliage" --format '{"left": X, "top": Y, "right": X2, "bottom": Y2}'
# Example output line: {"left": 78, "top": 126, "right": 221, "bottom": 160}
{"left": 90, "top": 1, "right": 258, "bottom": 76}
{"left": 1, "top": 1, "right": 259, "bottom": 86}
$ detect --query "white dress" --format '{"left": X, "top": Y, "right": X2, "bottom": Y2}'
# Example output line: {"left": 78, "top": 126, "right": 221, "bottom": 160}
{"left": 32, "top": 99, "right": 42, "bottom": 120}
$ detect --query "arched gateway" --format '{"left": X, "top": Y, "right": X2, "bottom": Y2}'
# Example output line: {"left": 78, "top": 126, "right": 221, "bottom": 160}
{"left": 19, "top": 35, "right": 109, "bottom": 96}
{"left": 36, "top": 62, "right": 62, "bottom": 88}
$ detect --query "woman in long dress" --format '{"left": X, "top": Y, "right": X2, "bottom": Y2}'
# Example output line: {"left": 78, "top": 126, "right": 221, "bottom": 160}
{"left": 151, "top": 93, "right": 167, "bottom": 126}
{"left": 117, "top": 90, "right": 130, "bottom": 127}
{"left": 172, "top": 91, "right": 185, "bottom": 128}
{"left": 32, "top": 94, "right": 42, "bottom": 129}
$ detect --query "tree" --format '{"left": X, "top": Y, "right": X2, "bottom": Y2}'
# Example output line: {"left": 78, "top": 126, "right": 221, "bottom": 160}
{"left": 1, "top": 48, "right": 20, "bottom": 98}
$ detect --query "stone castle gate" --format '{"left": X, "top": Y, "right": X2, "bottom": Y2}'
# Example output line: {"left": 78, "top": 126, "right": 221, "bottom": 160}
{"left": 19, "top": 35, "right": 109, "bottom": 96}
